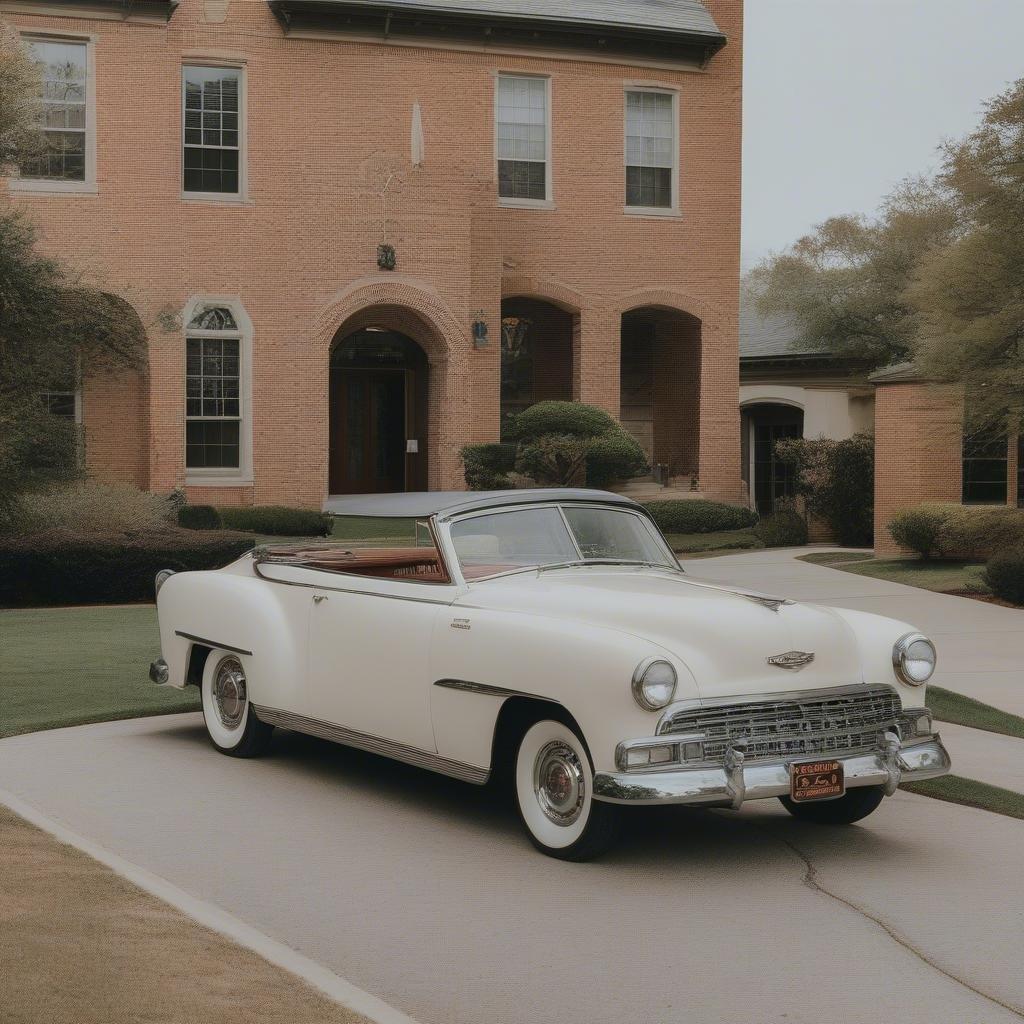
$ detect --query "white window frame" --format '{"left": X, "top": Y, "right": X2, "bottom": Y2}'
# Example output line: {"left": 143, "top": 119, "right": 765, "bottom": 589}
{"left": 182, "top": 296, "right": 253, "bottom": 486}
{"left": 494, "top": 72, "right": 553, "bottom": 209}
{"left": 10, "top": 31, "right": 97, "bottom": 195}
{"left": 623, "top": 85, "right": 680, "bottom": 218}
{"left": 181, "top": 62, "right": 247, "bottom": 203}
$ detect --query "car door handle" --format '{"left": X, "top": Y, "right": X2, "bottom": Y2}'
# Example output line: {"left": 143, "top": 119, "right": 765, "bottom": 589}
{"left": 313, "top": 595, "right": 328, "bottom": 604}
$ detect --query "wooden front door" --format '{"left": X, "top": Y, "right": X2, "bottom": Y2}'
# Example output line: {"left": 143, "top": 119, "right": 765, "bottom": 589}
{"left": 329, "top": 369, "right": 408, "bottom": 494}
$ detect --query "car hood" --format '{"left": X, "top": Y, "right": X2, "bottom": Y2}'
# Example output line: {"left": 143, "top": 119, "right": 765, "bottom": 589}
{"left": 458, "top": 567, "right": 863, "bottom": 699}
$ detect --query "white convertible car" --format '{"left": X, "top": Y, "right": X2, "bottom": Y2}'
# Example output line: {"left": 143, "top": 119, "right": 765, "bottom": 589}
{"left": 150, "top": 489, "right": 950, "bottom": 860}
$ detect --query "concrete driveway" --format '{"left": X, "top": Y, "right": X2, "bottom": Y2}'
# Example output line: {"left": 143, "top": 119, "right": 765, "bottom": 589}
{"left": 683, "top": 547, "right": 1024, "bottom": 717}
{"left": 1, "top": 714, "right": 1022, "bottom": 1024}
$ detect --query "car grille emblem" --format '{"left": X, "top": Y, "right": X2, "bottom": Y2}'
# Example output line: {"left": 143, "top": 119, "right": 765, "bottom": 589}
{"left": 767, "top": 651, "right": 815, "bottom": 670}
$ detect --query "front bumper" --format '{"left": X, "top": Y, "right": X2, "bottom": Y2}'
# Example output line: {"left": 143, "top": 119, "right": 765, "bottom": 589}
{"left": 592, "top": 735, "right": 951, "bottom": 808}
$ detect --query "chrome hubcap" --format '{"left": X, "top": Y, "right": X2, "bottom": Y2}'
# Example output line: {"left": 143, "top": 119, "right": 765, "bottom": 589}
{"left": 534, "top": 740, "right": 585, "bottom": 826}
{"left": 213, "top": 657, "right": 247, "bottom": 730}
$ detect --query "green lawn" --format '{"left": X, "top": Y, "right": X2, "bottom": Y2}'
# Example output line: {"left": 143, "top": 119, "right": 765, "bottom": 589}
{"left": 903, "top": 775, "right": 1024, "bottom": 822}
{"left": 929, "top": 685, "right": 1024, "bottom": 740}
{"left": 669, "top": 529, "right": 762, "bottom": 557}
{"left": 798, "top": 553, "right": 989, "bottom": 594}
{"left": 0, "top": 606, "right": 197, "bottom": 739}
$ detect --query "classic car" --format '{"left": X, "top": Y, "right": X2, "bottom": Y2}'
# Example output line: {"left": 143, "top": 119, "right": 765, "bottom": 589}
{"left": 149, "top": 489, "right": 951, "bottom": 860}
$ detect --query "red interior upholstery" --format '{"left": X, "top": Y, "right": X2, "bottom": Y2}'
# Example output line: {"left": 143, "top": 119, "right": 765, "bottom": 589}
{"left": 288, "top": 546, "right": 449, "bottom": 583}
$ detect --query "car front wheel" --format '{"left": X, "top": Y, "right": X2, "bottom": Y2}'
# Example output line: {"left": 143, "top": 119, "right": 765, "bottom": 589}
{"left": 200, "top": 650, "right": 273, "bottom": 758}
{"left": 514, "top": 718, "right": 619, "bottom": 861}
{"left": 779, "top": 784, "right": 885, "bottom": 824}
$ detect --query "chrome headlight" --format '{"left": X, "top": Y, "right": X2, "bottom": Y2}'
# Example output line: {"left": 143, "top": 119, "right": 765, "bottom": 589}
{"left": 632, "top": 657, "right": 677, "bottom": 711}
{"left": 892, "top": 633, "right": 936, "bottom": 686}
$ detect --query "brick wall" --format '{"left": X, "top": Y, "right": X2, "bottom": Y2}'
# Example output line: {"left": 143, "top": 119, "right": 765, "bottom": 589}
{"left": 4, "top": 0, "right": 743, "bottom": 506}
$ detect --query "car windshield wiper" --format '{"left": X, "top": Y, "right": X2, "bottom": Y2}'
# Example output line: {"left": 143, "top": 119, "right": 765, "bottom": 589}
{"left": 536, "top": 559, "right": 680, "bottom": 574}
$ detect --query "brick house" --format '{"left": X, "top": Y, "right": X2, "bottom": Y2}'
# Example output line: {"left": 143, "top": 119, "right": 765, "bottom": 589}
{"left": 3, "top": 0, "right": 744, "bottom": 508}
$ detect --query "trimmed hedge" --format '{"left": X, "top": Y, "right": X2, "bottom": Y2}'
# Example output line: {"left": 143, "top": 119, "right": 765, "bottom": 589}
{"left": 508, "top": 401, "right": 618, "bottom": 441}
{"left": 177, "top": 504, "right": 222, "bottom": 530}
{"left": 585, "top": 432, "right": 648, "bottom": 488}
{"left": 218, "top": 505, "right": 333, "bottom": 537}
{"left": 984, "top": 548, "right": 1024, "bottom": 605}
{"left": 754, "top": 508, "right": 809, "bottom": 548}
{"left": 461, "top": 443, "right": 517, "bottom": 491}
{"left": 0, "top": 529, "right": 256, "bottom": 607}
{"left": 889, "top": 503, "right": 1024, "bottom": 559}
{"left": 643, "top": 499, "right": 758, "bottom": 535}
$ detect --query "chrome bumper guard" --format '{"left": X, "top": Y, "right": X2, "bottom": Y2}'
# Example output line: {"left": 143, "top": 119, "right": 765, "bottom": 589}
{"left": 592, "top": 733, "right": 951, "bottom": 807}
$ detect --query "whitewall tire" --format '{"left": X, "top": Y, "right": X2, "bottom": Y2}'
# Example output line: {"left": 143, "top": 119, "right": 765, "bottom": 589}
{"left": 514, "top": 718, "right": 619, "bottom": 861}
{"left": 200, "top": 651, "right": 273, "bottom": 758}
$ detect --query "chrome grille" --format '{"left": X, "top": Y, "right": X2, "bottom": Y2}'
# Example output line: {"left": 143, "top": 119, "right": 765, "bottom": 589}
{"left": 659, "top": 687, "right": 902, "bottom": 764}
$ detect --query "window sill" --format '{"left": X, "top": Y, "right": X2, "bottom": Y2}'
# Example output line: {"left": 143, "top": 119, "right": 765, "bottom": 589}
{"left": 185, "top": 476, "right": 254, "bottom": 488}
{"left": 9, "top": 180, "right": 97, "bottom": 196}
{"left": 498, "top": 197, "right": 556, "bottom": 211}
{"left": 181, "top": 193, "right": 250, "bottom": 205}
{"left": 624, "top": 206, "right": 682, "bottom": 219}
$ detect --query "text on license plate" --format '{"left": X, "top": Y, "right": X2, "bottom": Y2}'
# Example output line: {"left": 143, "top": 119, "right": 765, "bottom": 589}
{"left": 790, "top": 759, "right": 844, "bottom": 802}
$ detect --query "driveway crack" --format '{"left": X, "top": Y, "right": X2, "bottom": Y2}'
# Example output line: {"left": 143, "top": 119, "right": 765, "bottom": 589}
{"left": 770, "top": 829, "right": 1024, "bottom": 1020}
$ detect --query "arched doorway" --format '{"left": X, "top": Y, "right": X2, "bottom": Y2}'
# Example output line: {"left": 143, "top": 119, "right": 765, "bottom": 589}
{"left": 329, "top": 329, "right": 428, "bottom": 494}
{"left": 741, "top": 402, "right": 804, "bottom": 514}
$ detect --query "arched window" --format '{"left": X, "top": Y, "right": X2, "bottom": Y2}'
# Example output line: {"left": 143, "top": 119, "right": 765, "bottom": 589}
{"left": 184, "top": 300, "right": 251, "bottom": 480}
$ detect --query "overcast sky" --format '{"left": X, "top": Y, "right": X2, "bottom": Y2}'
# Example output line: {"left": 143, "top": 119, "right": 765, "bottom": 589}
{"left": 741, "top": 0, "right": 1024, "bottom": 270}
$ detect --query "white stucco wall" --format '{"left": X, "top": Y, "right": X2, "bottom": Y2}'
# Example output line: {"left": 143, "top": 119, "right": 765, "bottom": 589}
{"left": 739, "top": 384, "right": 874, "bottom": 440}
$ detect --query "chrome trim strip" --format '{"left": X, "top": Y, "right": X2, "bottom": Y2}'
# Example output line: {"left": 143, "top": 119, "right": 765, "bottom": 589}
{"left": 433, "top": 678, "right": 554, "bottom": 702}
{"left": 251, "top": 562, "right": 457, "bottom": 605}
{"left": 593, "top": 736, "right": 951, "bottom": 806}
{"left": 174, "top": 631, "right": 252, "bottom": 657}
{"left": 251, "top": 704, "right": 489, "bottom": 785}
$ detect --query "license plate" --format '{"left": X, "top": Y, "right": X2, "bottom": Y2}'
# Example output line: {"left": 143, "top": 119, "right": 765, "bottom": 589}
{"left": 790, "top": 759, "right": 845, "bottom": 802}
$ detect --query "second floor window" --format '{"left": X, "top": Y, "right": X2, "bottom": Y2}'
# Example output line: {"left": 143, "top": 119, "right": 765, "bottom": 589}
{"left": 625, "top": 89, "right": 677, "bottom": 210}
{"left": 183, "top": 66, "right": 241, "bottom": 196}
{"left": 496, "top": 74, "right": 549, "bottom": 203}
{"left": 20, "top": 39, "right": 87, "bottom": 183}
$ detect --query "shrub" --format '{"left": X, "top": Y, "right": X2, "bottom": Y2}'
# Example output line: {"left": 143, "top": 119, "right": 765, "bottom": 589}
{"left": 461, "top": 443, "right": 517, "bottom": 490}
{"left": 941, "top": 506, "right": 1024, "bottom": 558}
{"left": 585, "top": 432, "right": 648, "bottom": 488}
{"left": 754, "top": 508, "right": 809, "bottom": 548}
{"left": 0, "top": 528, "right": 255, "bottom": 607}
{"left": 643, "top": 499, "right": 758, "bottom": 535}
{"left": 984, "top": 548, "right": 1024, "bottom": 605}
{"left": 507, "top": 401, "right": 619, "bottom": 441}
{"left": 774, "top": 434, "right": 874, "bottom": 546}
{"left": 177, "top": 504, "right": 222, "bottom": 530}
{"left": 887, "top": 504, "right": 951, "bottom": 559}
{"left": 218, "top": 505, "right": 333, "bottom": 537}
{"left": 516, "top": 433, "right": 590, "bottom": 487}
{"left": 11, "top": 482, "right": 175, "bottom": 537}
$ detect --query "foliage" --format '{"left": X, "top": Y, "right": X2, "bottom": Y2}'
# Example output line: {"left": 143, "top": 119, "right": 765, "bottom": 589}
{"left": 667, "top": 529, "right": 762, "bottom": 555}
{"left": 0, "top": 210, "right": 148, "bottom": 518}
{"left": 460, "top": 443, "right": 517, "bottom": 490}
{"left": 177, "top": 504, "right": 222, "bottom": 531}
{"left": 774, "top": 434, "right": 874, "bottom": 546}
{"left": 910, "top": 80, "right": 1024, "bottom": 434}
{"left": 508, "top": 401, "right": 620, "bottom": 441}
{"left": 218, "top": 505, "right": 333, "bottom": 537}
{"left": 983, "top": 549, "right": 1024, "bottom": 605}
{"left": 584, "top": 432, "right": 648, "bottom": 488}
{"left": 643, "top": 499, "right": 758, "bottom": 535}
{"left": 12, "top": 482, "right": 176, "bottom": 536}
{"left": 0, "top": 28, "right": 43, "bottom": 175}
{"left": 753, "top": 508, "right": 808, "bottom": 548}
{"left": 888, "top": 503, "right": 1024, "bottom": 559}
{"left": 747, "top": 178, "right": 957, "bottom": 368}
{"left": 0, "top": 529, "right": 255, "bottom": 606}
{"left": 515, "top": 433, "right": 590, "bottom": 487}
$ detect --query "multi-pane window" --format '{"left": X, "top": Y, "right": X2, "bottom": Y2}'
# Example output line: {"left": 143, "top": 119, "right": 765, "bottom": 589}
{"left": 183, "top": 66, "right": 241, "bottom": 195}
{"left": 496, "top": 75, "right": 548, "bottom": 202}
{"left": 41, "top": 392, "right": 77, "bottom": 419}
{"left": 962, "top": 433, "right": 1008, "bottom": 505}
{"left": 625, "top": 90, "right": 677, "bottom": 209}
{"left": 186, "top": 307, "right": 241, "bottom": 470}
{"left": 20, "top": 40, "right": 87, "bottom": 182}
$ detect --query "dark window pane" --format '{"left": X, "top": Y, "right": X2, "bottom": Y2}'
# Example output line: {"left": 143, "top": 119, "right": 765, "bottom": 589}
{"left": 626, "top": 165, "right": 672, "bottom": 208}
{"left": 962, "top": 434, "right": 1008, "bottom": 504}
{"left": 498, "top": 159, "right": 546, "bottom": 200}
{"left": 185, "top": 420, "right": 240, "bottom": 469}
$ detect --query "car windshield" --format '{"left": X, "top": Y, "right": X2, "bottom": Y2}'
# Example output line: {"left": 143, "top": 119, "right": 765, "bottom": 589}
{"left": 449, "top": 504, "right": 677, "bottom": 580}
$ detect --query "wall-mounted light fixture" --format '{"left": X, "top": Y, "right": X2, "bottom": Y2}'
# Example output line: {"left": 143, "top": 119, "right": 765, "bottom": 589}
{"left": 472, "top": 312, "right": 489, "bottom": 348}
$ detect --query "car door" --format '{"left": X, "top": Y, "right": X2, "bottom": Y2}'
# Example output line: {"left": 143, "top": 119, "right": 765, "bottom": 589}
{"left": 306, "top": 575, "right": 455, "bottom": 752}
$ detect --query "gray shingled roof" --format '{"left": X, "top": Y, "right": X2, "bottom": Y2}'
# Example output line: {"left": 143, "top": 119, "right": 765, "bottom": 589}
{"left": 739, "top": 301, "right": 829, "bottom": 361}
{"left": 277, "top": 0, "right": 723, "bottom": 39}
{"left": 867, "top": 361, "right": 924, "bottom": 384}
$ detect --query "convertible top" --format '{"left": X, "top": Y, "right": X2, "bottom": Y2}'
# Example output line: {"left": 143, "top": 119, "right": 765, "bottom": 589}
{"left": 323, "top": 488, "right": 642, "bottom": 519}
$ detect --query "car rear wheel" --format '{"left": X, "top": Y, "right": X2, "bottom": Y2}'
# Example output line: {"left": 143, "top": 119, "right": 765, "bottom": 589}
{"left": 514, "top": 718, "right": 619, "bottom": 861}
{"left": 779, "top": 785, "right": 885, "bottom": 824}
{"left": 200, "top": 651, "right": 273, "bottom": 758}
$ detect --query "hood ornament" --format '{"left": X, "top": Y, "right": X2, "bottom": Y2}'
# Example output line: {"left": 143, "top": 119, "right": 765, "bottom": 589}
{"left": 767, "top": 651, "right": 815, "bottom": 670}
